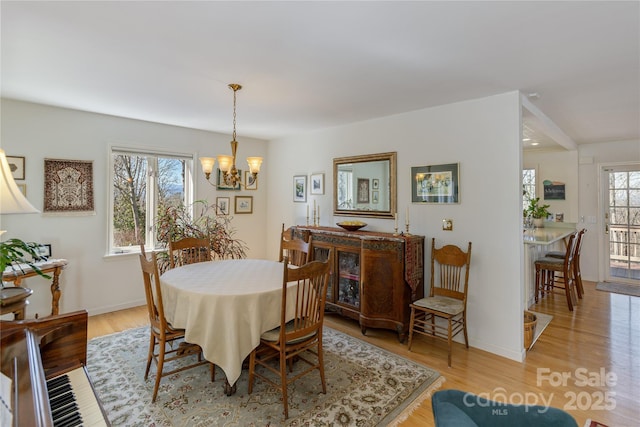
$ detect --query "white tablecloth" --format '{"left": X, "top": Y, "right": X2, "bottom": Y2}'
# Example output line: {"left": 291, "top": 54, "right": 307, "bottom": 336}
{"left": 160, "top": 259, "right": 296, "bottom": 385}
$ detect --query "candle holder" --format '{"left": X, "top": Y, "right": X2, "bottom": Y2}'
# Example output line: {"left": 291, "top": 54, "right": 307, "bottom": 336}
{"left": 306, "top": 214, "right": 309, "bottom": 226}
{"left": 405, "top": 223, "right": 412, "bottom": 236}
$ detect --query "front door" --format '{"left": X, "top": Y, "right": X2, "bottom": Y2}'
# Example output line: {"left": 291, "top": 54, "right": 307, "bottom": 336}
{"left": 602, "top": 164, "right": 640, "bottom": 283}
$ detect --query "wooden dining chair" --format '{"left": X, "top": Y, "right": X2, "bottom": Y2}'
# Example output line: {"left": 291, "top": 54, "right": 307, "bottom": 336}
{"left": 168, "top": 236, "right": 211, "bottom": 269}
{"left": 248, "top": 250, "right": 332, "bottom": 419}
{"left": 278, "top": 225, "right": 312, "bottom": 266}
{"left": 408, "top": 239, "right": 472, "bottom": 367}
{"left": 138, "top": 250, "right": 214, "bottom": 402}
{"left": 534, "top": 231, "right": 579, "bottom": 311}
{"left": 545, "top": 228, "right": 587, "bottom": 299}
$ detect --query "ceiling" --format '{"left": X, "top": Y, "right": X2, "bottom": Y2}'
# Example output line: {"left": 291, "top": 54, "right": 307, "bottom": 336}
{"left": 1, "top": 1, "right": 638, "bottom": 148}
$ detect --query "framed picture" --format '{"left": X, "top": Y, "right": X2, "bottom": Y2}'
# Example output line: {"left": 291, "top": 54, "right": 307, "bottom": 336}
{"left": 372, "top": 190, "right": 379, "bottom": 204}
{"left": 310, "top": 173, "right": 324, "bottom": 195}
{"left": 543, "top": 180, "right": 565, "bottom": 200}
{"left": 33, "top": 244, "right": 52, "bottom": 261}
{"left": 6, "top": 155, "right": 25, "bottom": 180}
{"left": 44, "top": 158, "right": 95, "bottom": 214}
{"left": 234, "top": 196, "right": 253, "bottom": 214}
{"left": 217, "top": 168, "right": 242, "bottom": 190}
{"left": 411, "top": 163, "right": 460, "bottom": 204}
{"left": 372, "top": 179, "right": 379, "bottom": 190}
{"left": 17, "top": 183, "right": 27, "bottom": 196}
{"left": 357, "top": 178, "right": 370, "bottom": 203}
{"left": 245, "top": 171, "right": 258, "bottom": 190}
{"left": 293, "top": 175, "right": 307, "bottom": 202}
{"left": 216, "top": 197, "right": 230, "bottom": 215}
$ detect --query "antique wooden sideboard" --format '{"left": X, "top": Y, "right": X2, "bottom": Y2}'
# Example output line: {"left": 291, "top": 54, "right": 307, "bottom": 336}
{"left": 293, "top": 226, "right": 424, "bottom": 342}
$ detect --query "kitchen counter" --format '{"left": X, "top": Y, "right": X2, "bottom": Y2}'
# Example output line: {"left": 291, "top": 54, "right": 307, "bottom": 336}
{"left": 523, "top": 227, "right": 574, "bottom": 245}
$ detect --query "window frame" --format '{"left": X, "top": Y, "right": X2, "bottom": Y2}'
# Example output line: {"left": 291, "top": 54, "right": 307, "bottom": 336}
{"left": 522, "top": 167, "right": 537, "bottom": 211}
{"left": 107, "top": 145, "right": 195, "bottom": 255}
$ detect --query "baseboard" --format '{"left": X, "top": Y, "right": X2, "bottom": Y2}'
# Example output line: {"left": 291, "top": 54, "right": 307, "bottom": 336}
{"left": 86, "top": 299, "right": 145, "bottom": 316}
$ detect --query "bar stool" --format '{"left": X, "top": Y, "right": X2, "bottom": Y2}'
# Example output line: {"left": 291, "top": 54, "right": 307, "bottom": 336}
{"left": 0, "top": 286, "right": 33, "bottom": 320}
{"left": 545, "top": 228, "right": 586, "bottom": 299}
{"left": 535, "top": 232, "right": 578, "bottom": 311}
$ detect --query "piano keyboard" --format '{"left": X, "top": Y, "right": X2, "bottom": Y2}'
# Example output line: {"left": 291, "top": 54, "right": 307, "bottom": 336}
{"left": 46, "top": 367, "right": 108, "bottom": 427}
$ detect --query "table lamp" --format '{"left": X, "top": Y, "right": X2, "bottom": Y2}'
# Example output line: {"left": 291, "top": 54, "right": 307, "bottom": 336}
{"left": 0, "top": 149, "right": 39, "bottom": 234}
{"left": 0, "top": 149, "right": 40, "bottom": 309}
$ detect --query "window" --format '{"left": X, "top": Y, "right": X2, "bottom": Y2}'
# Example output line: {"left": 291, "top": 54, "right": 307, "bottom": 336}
{"left": 109, "top": 147, "right": 194, "bottom": 254}
{"left": 522, "top": 168, "right": 536, "bottom": 211}
{"left": 337, "top": 169, "right": 353, "bottom": 209}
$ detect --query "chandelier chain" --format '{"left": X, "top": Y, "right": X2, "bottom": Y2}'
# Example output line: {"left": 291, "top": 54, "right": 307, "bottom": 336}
{"left": 232, "top": 87, "right": 237, "bottom": 141}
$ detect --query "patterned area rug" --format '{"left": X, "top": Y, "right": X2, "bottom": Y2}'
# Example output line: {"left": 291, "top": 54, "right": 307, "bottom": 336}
{"left": 87, "top": 326, "right": 444, "bottom": 426}
{"left": 596, "top": 281, "right": 640, "bottom": 297}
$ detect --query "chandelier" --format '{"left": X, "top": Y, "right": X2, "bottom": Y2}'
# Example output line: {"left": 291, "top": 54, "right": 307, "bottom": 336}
{"left": 199, "top": 83, "right": 263, "bottom": 188}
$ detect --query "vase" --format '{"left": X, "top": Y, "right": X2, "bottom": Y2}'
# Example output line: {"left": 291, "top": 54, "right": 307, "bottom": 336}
{"left": 533, "top": 218, "right": 544, "bottom": 228}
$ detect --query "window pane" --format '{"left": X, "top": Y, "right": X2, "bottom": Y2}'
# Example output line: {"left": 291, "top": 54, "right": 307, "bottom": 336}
{"left": 112, "top": 154, "right": 147, "bottom": 248}
{"left": 522, "top": 168, "right": 536, "bottom": 211}
{"left": 158, "top": 157, "right": 186, "bottom": 209}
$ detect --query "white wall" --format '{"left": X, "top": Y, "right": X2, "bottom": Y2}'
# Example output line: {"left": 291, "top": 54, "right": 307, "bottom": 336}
{"left": 1, "top": 99, "right": 268, "bottom": 317}
{"left": 266, "top": 91, "right": 527, "bottom": 361}
{"left": 524, "top": 150, "right": 579, "bottom": 223}
{"left": 577, "top": 140, "right": 640, "bottom": 281}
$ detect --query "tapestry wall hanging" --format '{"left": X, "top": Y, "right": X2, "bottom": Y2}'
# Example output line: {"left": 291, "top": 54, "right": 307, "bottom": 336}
{"left": 44, "top": 158, "right": 95, "bottom": 215}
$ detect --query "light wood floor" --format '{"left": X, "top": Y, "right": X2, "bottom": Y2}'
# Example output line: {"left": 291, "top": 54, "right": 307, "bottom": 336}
{"left": 88, "top": 280, "right": 639, "bottom": 426}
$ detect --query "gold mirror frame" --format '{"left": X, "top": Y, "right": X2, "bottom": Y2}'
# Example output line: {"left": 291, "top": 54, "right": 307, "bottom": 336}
{"left": 333, "top": 152, "right": 397, "bottom": 219}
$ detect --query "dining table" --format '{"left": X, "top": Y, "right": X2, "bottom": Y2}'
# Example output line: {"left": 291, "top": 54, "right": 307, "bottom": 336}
{"left": 159, "top": 258, "right": 298, "bottom": 394}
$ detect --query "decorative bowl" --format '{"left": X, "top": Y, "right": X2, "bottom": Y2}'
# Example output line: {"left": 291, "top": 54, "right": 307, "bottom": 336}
{"left": 337, "top": 222, "right": 367, "bottom": 231}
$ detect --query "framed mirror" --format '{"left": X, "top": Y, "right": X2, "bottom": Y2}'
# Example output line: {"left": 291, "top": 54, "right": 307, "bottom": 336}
{"left": 333, "top": 152, "right": 397, "bottom": 219}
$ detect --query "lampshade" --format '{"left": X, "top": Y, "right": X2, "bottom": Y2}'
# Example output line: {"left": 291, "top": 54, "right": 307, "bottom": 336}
{"left": 246, "top": 157, "right": 263, "bottom": 174}
{"left": 0, "top": 149, "right": 39, "bottom": 214}
{"left": 217, "top": 155, "right": 234, "bottom": 173}
{"left": 199, "top": 157, "right": 216, "bottom": 179}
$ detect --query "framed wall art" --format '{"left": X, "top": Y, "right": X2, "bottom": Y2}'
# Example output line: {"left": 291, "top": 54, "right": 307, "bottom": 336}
{"left": 33, "top": 244, "right": 52, "bottom": 261}
{"left": 235, "top": 196, "right": 253, "bottom": 214}
{"left": 543, "top": 180, "right": 565, "bottom": 200}
{"left": 357, "top": 178, "right": 370, "bottom": 203}
{"left": 245, "top": 171, "right": 258, "bottom": 190}
{"left": 7, "top": 155, "right": 25, "bottom": 180}
{"left": 411, "top": 163, "right": 460, "bottom": 204}
{"left": 293, "top": 175, "right": 307, "bottom": 202}
{"left": 217, "top": 168, "right": 242, "bottom": 190}
{"left": 310, "top": 173, "right": 324, "bottom": 195}
{"left": 216, "top": 197, "right": 230, "bottom": 215}
{"left": 44, "top": 158, "right": 95, "bottom": 214}
{"left": 17, "top": 183, "right": 27, "bottom": 196}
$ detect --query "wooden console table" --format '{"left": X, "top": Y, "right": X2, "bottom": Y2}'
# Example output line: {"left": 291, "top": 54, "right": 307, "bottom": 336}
{"left": 2, "top": 259, "right": 68, "bottom": 316}
{"left": 294, "top": 226, "right": 424, "bottom": 342}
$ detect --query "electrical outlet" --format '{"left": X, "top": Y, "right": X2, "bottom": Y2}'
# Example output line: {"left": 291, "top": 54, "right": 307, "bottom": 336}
{"left": 442, "top": 219, "right": 453, "bottom": 231}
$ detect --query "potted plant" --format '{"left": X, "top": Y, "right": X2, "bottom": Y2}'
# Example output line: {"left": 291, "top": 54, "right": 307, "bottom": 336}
{"left": 1, "top": 238, "right": 51, "bottom": 283}
{"left": 155, "top": 200, "right": 248, "bottom": 273}
{"left": 525, "top": 197, "right": 550, "bottom": 228}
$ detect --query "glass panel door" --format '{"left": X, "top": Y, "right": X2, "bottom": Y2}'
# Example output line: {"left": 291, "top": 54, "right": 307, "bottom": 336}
{"left": 604, "top": 165, "right": 640, "bottom": 282}
{"left": 337, "top": 250, "right": 360, "bottom": 307}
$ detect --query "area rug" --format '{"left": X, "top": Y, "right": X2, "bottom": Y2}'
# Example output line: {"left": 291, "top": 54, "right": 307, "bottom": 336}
{"left": 596, "top": 281, "right": 640, "bottom": 297}
{"left": 527, "top": 311, "right": 553, "bottom": 350}
{"left": 87, "top": 326, "right": 444, "bottom": 426}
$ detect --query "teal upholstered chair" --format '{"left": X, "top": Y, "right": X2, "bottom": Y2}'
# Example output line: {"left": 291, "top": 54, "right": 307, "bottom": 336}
{"left": 432, "top": 389, "right": 578, "bottom": 427}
